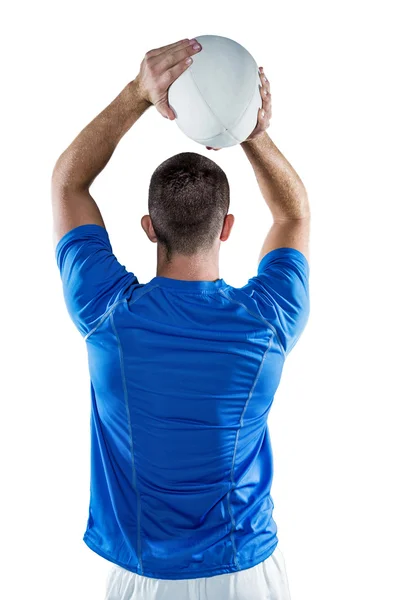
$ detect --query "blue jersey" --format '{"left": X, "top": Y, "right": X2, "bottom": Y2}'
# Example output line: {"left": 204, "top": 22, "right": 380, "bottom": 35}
{"left": 55, "top": 223, "right": 310, "bottom": 580}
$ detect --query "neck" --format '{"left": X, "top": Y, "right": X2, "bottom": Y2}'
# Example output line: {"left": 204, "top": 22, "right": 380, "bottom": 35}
{"left": 156, "top": 247, "right": 220, "bottom": 282}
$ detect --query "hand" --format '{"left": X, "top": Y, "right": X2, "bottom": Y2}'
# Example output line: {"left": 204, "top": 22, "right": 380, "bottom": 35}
{"left": 244, "top": 66, "right": 271, "bottom": 142}
{"left": 206, "top": 66, "right": 271, "bottom": 151}
{"left": 135, "top": 38, "right": 203, "bottom": 120}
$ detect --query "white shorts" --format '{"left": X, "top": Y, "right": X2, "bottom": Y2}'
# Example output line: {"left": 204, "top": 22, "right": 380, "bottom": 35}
{"left": 104, "top": 546, "right": 292, "bottom": 600}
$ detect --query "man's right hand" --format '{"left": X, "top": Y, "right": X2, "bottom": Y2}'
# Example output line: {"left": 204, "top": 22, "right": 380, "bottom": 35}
{"left": 206, "top": 66, "right": 271, "bottom": 151}
{"left": 244, "top": 67, "right": 272, "bottom": 142}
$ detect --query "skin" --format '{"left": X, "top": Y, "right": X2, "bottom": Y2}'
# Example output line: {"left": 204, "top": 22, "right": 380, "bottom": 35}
{"left": 139, "top": 60, "right": 272, "bottom": 281}
{"left": 51, "top": 38, "right": 306, "bottom": 283}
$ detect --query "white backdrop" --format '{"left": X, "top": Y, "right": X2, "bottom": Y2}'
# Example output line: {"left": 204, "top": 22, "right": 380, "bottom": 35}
{"left": 2, "top": 1, "right": 399, "bottom": 598}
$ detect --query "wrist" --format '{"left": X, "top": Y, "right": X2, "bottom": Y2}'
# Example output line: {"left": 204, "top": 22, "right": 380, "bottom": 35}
{"left": 241, "top": 130, "right": 270, "bottom": 148}
{"left": 129, "top": 77, "right": 152, "bottom": 110}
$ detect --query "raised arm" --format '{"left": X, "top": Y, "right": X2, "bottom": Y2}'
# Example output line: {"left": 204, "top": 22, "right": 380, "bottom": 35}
{"left": 206, "top": 67, "right": 311, "bottom": 264}
{"left": 206, "top": 66, "right": 311, "bottom": 355}
{"left": 51, "top": 37, "right": 203, "bottom": 249}
{"left": 240, "top": 68, "right": 310, "bottom": 263}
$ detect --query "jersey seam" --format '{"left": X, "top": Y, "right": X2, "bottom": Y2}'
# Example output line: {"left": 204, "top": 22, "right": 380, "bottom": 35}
{"left": 131, "top": 283, "right": 227, "bottom": 297}
{"left": 83, "top": 297, "right": 126, "bottom": 341}
{"left": 227, "top": 335, "right": 273, "bottom": 570}
{"left": 110, "top": 312, "right": 143, "bottom": 575}
{"left": 128, "top": 284, "right": 161, "bottom": 304}
{"left": 84, "top": 285, "right": 162, "bottom": 341}
{"left": 218, "top": 288, "right": 286, "bottom": 358}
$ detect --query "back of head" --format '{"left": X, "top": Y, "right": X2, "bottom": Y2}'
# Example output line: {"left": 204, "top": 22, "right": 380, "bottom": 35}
{"left": 148, "top": 152, "right": 230, "bottom": 262}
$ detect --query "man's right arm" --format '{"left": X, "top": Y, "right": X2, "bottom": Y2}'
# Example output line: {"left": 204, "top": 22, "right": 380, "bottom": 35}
{"left": 240, "top": 122, "right": 311, "bottom": 355}
{"left": 206, "top": 67, "right": 311, "bottom": 354}
{"left": 240, "top": 131, "right": 311, "bottom": 264}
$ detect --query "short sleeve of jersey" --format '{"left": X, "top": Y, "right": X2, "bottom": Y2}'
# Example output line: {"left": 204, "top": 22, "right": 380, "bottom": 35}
{"left": 55, "top": 224, "right": 138, "bottom": 338}
{"left": 247, "top": 247, "right": 310, "bottom": 355}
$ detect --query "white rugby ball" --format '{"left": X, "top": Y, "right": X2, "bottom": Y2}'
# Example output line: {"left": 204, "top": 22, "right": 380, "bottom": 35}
{"left": 168, "top": 35, "right": 261, "bottom": 148}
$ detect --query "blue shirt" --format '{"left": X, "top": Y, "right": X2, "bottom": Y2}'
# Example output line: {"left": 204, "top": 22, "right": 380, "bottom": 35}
{"left": 55, "top": 223, "right": 310, "bottom": 580}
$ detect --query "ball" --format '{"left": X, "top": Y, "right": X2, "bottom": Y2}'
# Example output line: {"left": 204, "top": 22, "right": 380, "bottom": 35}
{"left": 168, "top": 35, "right": 262, "bottom": 148}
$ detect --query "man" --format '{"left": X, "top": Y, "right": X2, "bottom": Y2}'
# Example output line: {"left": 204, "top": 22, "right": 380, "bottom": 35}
{"left": 52, "top": 37, "right": 310, "bottom": 600}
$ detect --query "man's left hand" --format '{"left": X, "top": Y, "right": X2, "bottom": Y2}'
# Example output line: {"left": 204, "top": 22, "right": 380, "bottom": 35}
{"left": 135, "top": 38, "right": 202, "bottom": 120}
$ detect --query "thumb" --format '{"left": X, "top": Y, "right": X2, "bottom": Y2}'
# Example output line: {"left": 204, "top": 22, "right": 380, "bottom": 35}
{"left": 157, "top": 100, "right": 176, "bottom": 120}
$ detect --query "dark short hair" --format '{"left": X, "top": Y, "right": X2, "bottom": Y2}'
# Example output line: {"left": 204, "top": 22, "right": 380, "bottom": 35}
{"left": 148, "top": 152, "right": 230, "bottom": 262}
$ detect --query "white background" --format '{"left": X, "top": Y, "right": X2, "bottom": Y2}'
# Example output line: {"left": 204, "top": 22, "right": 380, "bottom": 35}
{"left": 2, "top": 1, "right": 399, "bottom": 598}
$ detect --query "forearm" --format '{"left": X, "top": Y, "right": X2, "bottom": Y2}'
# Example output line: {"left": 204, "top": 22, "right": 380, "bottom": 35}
{"left": 52, "top": 78, "right": 151, "bottom": 190}
{"left": 241, "top": 131, "right": 310, "bottom": 221}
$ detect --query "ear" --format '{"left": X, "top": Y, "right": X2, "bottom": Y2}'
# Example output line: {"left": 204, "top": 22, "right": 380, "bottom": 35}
{"left": 141, "top": 215, "right": 158, "bottom": 243}
{"left": 220, "top": 214, "right": 235, "bottom": 242}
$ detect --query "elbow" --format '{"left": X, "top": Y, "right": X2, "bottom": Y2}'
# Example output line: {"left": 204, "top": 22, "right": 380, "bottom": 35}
{"left": 296, "top": 188, "right": 311, "bottom": 219}
{"left": 51, "top": 158, "right": 87, "bottom": 193}
{"left": 51, "top": 156, "right": 66, "bottom": 188}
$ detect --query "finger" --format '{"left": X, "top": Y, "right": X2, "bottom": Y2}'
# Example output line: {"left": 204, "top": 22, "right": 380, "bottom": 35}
{"left": 156, "top": 99, "right": 177, "bottom": 120}
{"left": 245, "top": 103, "right": 271, "bottom": 142}
{"left": 258, "top": 66, "right": 270, "bottom": 92}
{"left": 259, "top": 106, "right": 271, "bottom": 129}
{"left": 262, "top": 91, "right": 272, "bottom": 118}
{"left": 155, "top": 40, "right": 202, "bottom": 71}
{"left": 171, "top": 39, "right": 202, "bottom": 60}
{"left": 159, "top": 53, "right": 196, "bottom": 92}
{"left": 147, "top": 38, "right": 190, "bottom": 58}
{"left": 259, "top": 79, "right": 271, "bottom": 111}
{"left": 259, "top": 75, "right": 270, "bottom": 95}
{"left": 260, "top": 76, "right": 270, "bottom": 94}
{"left": 253, "top": 107, "right": 268, "bottom": 134}
{"left": 260, "top": 83, "right": 270, "bottom": 102}
{"left": 155, "top": 47, "right": 199, "bottom": 119}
